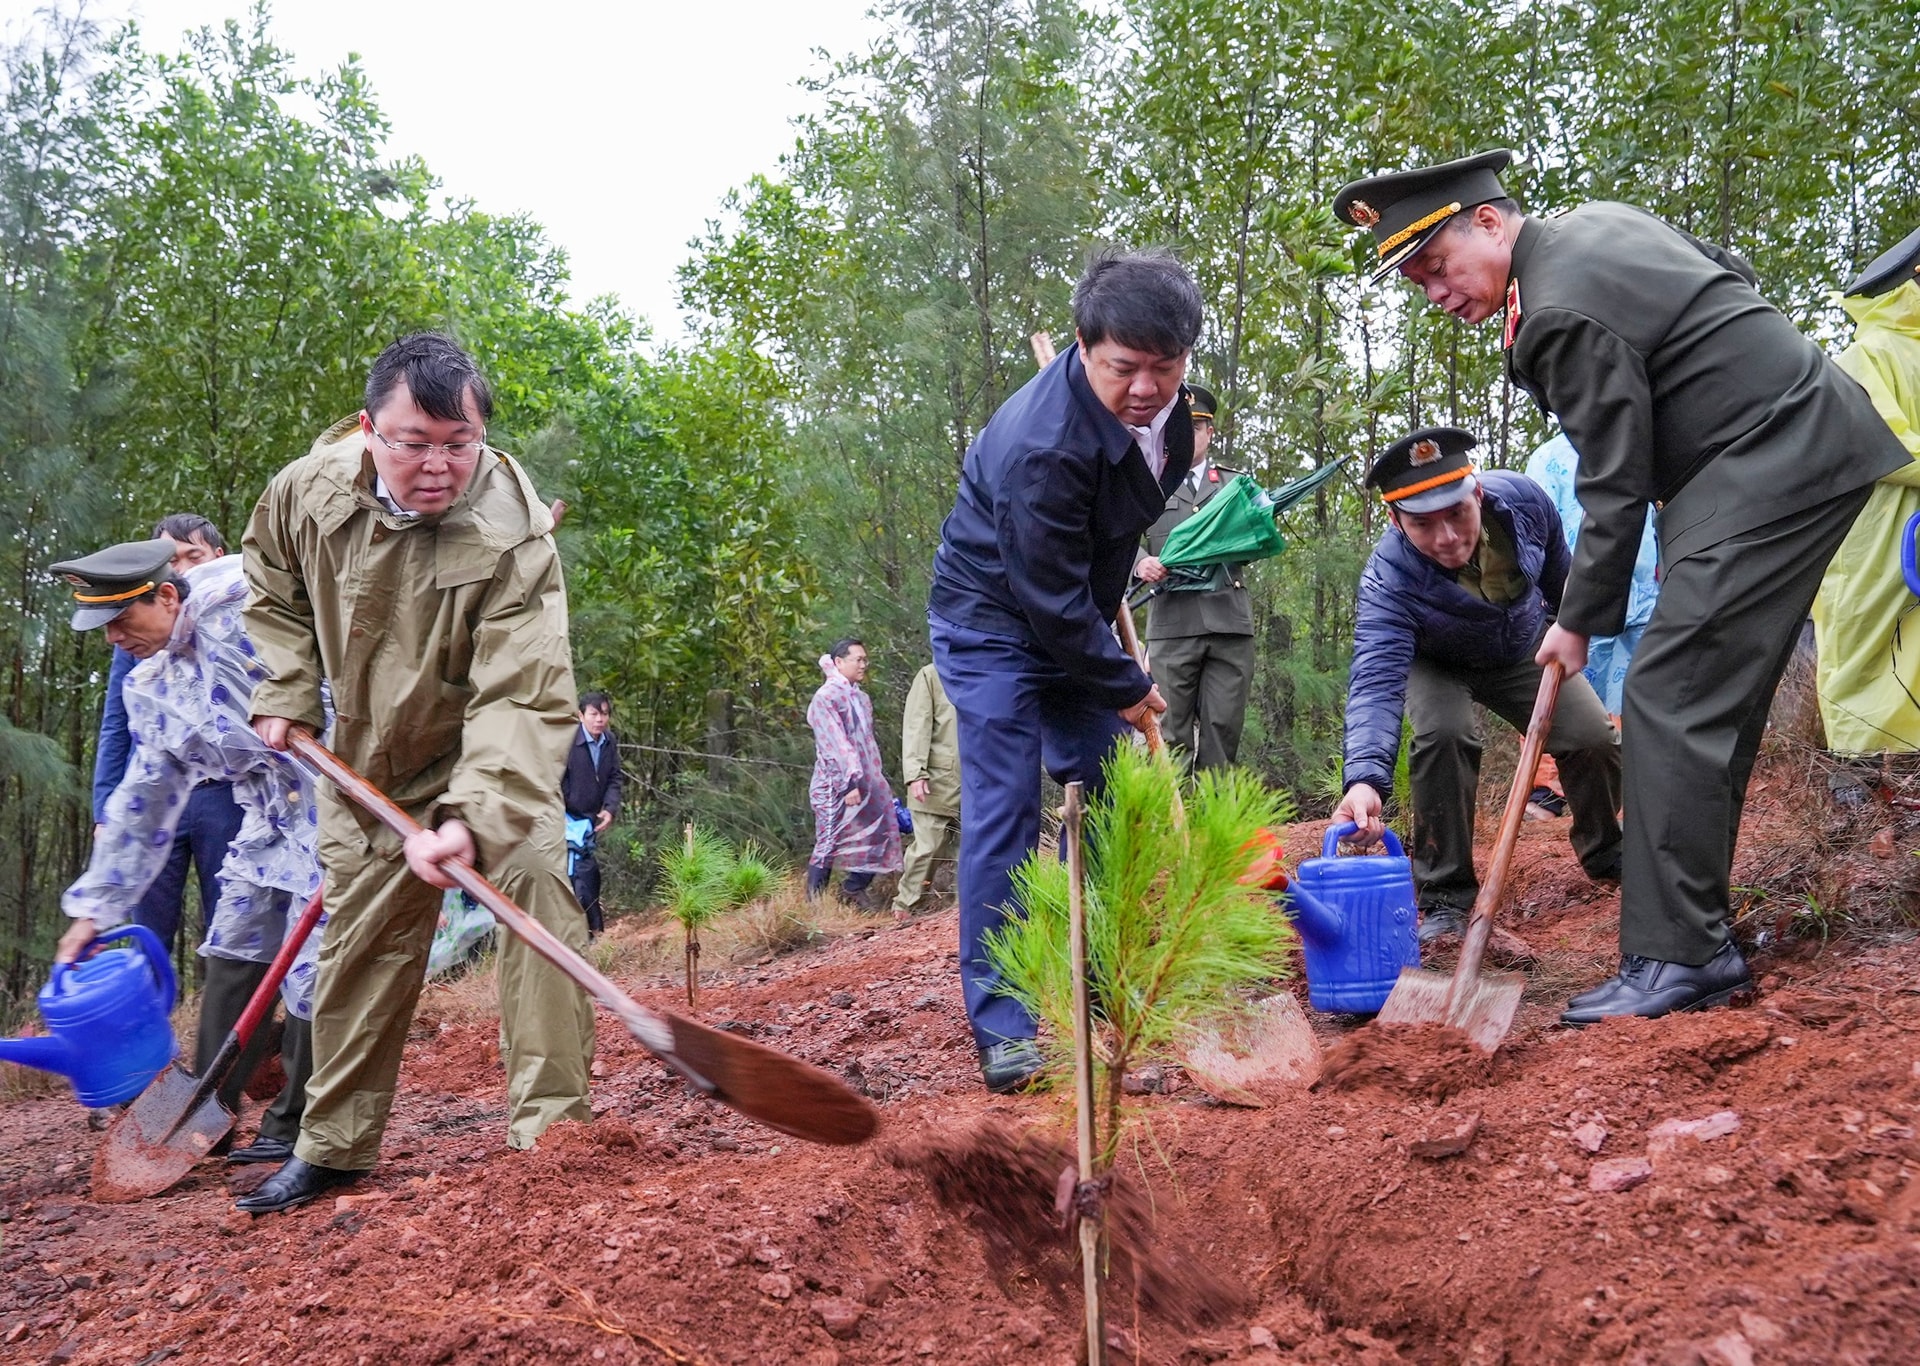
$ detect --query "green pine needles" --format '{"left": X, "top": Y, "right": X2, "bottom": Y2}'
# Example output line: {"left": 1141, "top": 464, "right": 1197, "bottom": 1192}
{"left": 985, "top": 744, "right": 1296, "bottom": 1166}
{"left": 723, "top": 844, "right": 784, "bottom": 909}
{"left": 660, "top": 824, "right": 734, "bottom": 1007}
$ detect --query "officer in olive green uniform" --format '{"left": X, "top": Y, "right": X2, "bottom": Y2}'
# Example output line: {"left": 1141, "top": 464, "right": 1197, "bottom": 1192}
{"left": 236, "top": 333, "right": 594, "bottom": 1213}
{"left": 892, "top": 662, "right": 961, "bottom": 916}
{"left": 1134, "top": 386, "right": 1255, "bottom": 770}
{"left": 1333, "top": 150, "right": 1909, "bottom": 1022}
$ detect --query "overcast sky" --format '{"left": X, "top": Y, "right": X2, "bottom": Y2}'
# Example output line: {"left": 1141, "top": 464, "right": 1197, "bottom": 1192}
{"left": 29, "top": 0, "right": 883, "bottom": 339}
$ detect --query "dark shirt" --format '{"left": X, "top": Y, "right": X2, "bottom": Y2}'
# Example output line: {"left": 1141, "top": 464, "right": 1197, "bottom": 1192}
{"left": 929, "top": 344, "right": 1194, "bottom": 708}
{"left": 562, "top": 725, "right": 625, "bottom": 822}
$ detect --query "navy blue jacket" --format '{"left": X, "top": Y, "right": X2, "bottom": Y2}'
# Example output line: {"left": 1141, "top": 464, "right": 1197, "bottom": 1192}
{"left": 1342, "top": 471, "right": 1570, "bottom": 794}
{"left": 929, "top": 345, "right": 1194, "bottom": 708}
{"left": 91, "top": 646, "right": 138, "bottom": 824}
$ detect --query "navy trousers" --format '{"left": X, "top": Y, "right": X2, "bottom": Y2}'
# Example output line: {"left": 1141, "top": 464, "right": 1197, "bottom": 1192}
{"left": 931, "top": 614, "right": 1131, "bottom": 1050}
{"left": 134, "top": 780, "right": 243, "bottom": 957}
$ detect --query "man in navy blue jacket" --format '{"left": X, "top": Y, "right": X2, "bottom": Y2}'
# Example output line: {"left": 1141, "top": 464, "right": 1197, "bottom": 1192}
{"left": 1332, "top": 428, "right": 1622, "bottom": 942}
{"left": 929, "top": 248, "right": 1200, "bottom": 1093}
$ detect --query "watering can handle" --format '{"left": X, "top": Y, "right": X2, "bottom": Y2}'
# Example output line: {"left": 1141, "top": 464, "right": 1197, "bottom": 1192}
{"left": 1904, "top": 510, "right": 1920, "bottom": 600}
{"left": 50, "top": 923, "right": 177, "bottom": 1015}
{"left": 1323, "top": 821, "right": 1406, "bottom": 860}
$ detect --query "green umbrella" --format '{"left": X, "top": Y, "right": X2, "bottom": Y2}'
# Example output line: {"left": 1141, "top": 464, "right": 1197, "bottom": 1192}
{"left": 1135, "top": 459, "right": 1350, "bottom": 602}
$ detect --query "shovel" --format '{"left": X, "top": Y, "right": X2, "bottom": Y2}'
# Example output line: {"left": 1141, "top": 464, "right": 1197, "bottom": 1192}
{"left": 1375, "top": 661, "right": 1565, "bottom": 1052}
{"left": 287, "top": 732, "right": 878, "bottom": 1148}
{"left": 93, "top": 889, "right": 327, "bottom": 1203}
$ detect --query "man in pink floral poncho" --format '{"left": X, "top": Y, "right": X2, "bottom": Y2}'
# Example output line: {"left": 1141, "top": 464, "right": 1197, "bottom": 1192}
{"left": 806, "top": 639, "right": 902, "bottom": 904}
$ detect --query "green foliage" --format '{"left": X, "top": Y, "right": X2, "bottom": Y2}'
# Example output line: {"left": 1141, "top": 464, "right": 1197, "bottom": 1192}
{"left": 658, "top": 826, "right": 735, "bottom": 933}
{"left": 723, "top": 845, "right": 785, "bottom": 909}
{"left": 986, "top": 744, "right": 1296, "bottom": 1163}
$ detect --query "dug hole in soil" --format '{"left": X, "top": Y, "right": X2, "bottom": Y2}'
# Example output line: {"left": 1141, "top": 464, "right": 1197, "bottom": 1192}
{"left": 6, "top": 771, "right": 1920, "bottom": 1364}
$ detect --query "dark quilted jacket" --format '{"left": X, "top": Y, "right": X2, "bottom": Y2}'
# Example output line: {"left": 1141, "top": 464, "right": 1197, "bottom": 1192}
{"left": 1341, "top": 470, "right": 1570, "bottom": 794}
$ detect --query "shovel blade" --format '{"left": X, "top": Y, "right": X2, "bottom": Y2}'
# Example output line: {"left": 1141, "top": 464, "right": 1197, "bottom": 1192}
{"left": 652, "top": 1012, "right": 878, "bottom": 1146}
{"left": 1376, "top": 966, "right": 1525, "bottom": 1054}
{"left": 90, "top": 1060, "right": 235, "bottom": 1203}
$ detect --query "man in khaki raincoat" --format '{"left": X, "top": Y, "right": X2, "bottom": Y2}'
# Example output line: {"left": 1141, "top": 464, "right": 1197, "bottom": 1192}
{"left": 235, "top": 332, "right": 594, "bottom": 1213}
{"left": 891, "top": 662, "right": 961, "bottom": 917}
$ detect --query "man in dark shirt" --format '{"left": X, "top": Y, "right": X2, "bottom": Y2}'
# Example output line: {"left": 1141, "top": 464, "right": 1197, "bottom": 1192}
{"left": 928, "top": 247, "right": 1199, "bottom": 1092}
{"left": 561, "top": 690, "right": 625, "bottom": 935}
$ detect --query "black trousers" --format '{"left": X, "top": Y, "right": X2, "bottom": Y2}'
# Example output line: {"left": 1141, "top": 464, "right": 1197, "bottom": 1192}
{"left": 194, "top": 955, "right": 313, "bottom": 1142}
{"left": 570, "top": 849, "right": 604, "bottom": 935}
{"left": 1619, "top": 484, "right": 1872, "bottom": 963}
{"left": 1406, "top": 650, "right": 1623, "bottom": 911}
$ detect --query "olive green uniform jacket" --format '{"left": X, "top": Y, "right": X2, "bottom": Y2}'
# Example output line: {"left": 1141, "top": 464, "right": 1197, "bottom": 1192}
{"left": 1503, "top": 204, "right": 1907, "bottom": 963}
{"left": 900, "top": 663, "right": 960, "bottom": 817}
{"left": 243, "top": 417, "right": 594, "bottom": 1164}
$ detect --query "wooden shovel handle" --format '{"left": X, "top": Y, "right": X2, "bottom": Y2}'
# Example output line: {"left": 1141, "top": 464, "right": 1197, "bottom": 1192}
{"left": 287, "top": 731, "right": 676, "bottom": 1055}
{"left": 1451, "top": 661, "right": 1563, "bottom": 998}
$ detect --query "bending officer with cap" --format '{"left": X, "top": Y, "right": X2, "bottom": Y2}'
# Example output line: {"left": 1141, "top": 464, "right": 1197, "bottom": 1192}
{"left": 1331, "top": 150, "right": 1908, "bottom": 1021}
{"left": 1332, "top": 428, "right": 1622, "bottom": 940}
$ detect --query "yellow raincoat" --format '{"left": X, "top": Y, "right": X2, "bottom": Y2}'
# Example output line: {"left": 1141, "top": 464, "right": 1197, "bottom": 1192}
{"left": 1812, "top": 280, "right": 1920, "bottom": 754}
{"left": 244, "top": 418, "right": 594, "bottom": 1165}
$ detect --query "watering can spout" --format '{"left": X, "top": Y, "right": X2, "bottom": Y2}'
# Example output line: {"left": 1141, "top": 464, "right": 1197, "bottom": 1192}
{"left": 1281, "top": 881, "right": 1344, "bottom": 949}
{"left": 0, "top": 1033, "right": 79, "bottom": 1079}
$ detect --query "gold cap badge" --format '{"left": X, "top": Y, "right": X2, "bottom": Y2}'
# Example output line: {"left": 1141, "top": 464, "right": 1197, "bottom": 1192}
{"left": 1347, "top": 199, "right": 1380, "bottom": 229}
{"left": 1409, "top": 439, "right": 1441, "bottom": 466}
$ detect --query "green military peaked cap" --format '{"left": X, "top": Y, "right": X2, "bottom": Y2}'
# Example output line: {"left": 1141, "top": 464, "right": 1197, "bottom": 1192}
{"left": 1333, "top": 149, "right": 1516, "bottom": 280}
{"left": 1367, "top": 426, "right": 1480, "bottom": 514}
{"left": 1186, "top": 384, "right": 1218, "bottom": 423}
{"left": 49, "top": 538, "right": 178, "bottom": 631}
{"left": 1846, "top": 223, "right": 1920, "bottom": 299}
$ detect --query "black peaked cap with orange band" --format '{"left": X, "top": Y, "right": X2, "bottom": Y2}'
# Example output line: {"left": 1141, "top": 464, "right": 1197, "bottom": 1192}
{"left": 1333, "top": 149, "right": 1516, "bottom": 280}
{"left": 50, "top": 538, "right": 179, "bottom": 631}
{"left": 1846, "top": 223, "right": 1920, "bottom": 298}
{"left": 1367, "top": 426, "right": 1479, "bottom": 514}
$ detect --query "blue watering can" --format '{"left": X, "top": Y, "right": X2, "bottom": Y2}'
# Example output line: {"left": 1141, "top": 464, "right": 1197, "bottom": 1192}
{"left": 1281, "top": 822, "right": 1420, "bottom": 1013}
{"left": 0, "top": 924, "right": 178, "bottom": 1106}
{"left": 1903, "top": 510, "right": 1920, "bottom": 597}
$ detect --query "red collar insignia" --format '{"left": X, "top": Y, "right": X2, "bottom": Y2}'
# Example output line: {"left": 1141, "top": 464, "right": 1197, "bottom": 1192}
{"left": 1502, "top": 279, "right": 1522, "bottom": 350}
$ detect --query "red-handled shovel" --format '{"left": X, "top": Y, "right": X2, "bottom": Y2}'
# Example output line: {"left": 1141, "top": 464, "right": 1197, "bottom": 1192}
{"left": 92, "top": 889, "right": 326, "bottom": 1203}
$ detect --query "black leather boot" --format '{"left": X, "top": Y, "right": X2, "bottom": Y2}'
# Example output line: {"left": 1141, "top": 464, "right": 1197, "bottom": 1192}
{"left": 233, "top": 1156, "right": 365, "bottom": 1214}
{"left": 1561, "top": 939, "right": 1753, "bottom": 1025}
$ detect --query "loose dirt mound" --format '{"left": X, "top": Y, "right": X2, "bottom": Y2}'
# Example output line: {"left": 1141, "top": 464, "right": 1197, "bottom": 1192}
{"left": 1316, "top": 1022, "right": 1498, "bottom": 1103}
{"left": 889, "top": 1117, "right": 1247, "bottom": 1330}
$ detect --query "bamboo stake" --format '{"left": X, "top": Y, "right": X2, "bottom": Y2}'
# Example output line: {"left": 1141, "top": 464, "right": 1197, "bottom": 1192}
{"left": 683, "top": 822, "right": 699, "bottom": 1010}
{"left": 1064, "top": 781, "right": 1105, "bottom": 1365}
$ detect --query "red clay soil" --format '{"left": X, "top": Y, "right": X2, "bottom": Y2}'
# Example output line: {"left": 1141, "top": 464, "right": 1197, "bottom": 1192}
{"left": 6, "top": 795, "right": 1920, "bottom": 1363}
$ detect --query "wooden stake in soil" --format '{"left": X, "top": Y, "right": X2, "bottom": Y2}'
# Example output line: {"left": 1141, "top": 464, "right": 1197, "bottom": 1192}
{"left": 683, "top": 822, "right": 700, "bottom": 1010}
{"left": 1064, "top": 780, "right": 1106, "bottom": 1365}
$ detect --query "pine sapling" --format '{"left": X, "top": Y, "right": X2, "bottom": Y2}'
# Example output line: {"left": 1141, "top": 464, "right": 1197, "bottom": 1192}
{"left": 986, "top": 743, "right": 1296, "bottom": 1170}
{"left": 659, "top": 823, "right": 732, "bottom": 1008}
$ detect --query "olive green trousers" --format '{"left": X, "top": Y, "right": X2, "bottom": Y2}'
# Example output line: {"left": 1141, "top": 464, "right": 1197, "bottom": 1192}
{"left": 294, "top": 812, "right": 594, "bottom": 1170}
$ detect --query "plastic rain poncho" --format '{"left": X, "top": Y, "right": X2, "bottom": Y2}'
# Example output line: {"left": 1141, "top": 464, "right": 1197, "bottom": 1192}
{"left": 62, "top": 554, "right": 328, "bottom": 1017}
{"left": 807, "top": 657, "right": 903, "bottom": 874}
{"left": 1812, "top": 280, "right": 1920, "bottom": 756}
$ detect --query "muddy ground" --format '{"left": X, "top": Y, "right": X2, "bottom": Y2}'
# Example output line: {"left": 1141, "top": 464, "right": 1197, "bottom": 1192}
{"left": 5, "top": 782, "right": 1920, "bottom": 1365}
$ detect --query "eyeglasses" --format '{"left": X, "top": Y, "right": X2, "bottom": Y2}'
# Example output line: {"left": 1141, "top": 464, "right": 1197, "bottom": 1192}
{"left": 369, "top": 423, "right": 486, "bottom": 464}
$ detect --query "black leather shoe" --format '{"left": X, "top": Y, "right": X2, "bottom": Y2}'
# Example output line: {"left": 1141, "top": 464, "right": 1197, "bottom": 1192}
{"left": 233, "top": 1157, "right": 365, "bottom": 1214}
{"left": 1560, "top": 940, "right": 1753, "bottom": 1025}
{"left": 226, "top": 1135, "right": 296, "bottom": 1165}
{"left": 979, "top": 1039, "right": 1046, "bottom": 1094}
{"left": 1417, "top": 906, "right": 1467, "bottom": 945}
